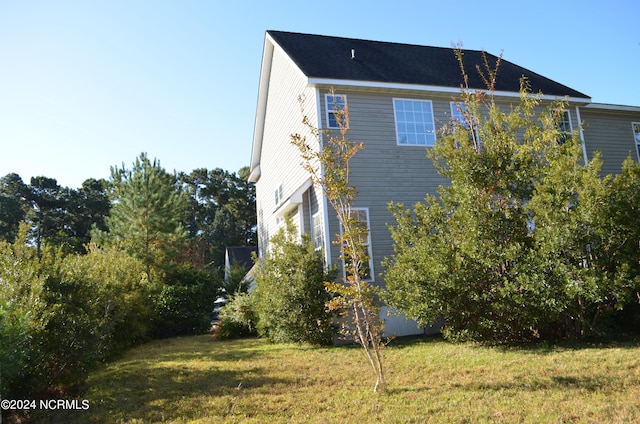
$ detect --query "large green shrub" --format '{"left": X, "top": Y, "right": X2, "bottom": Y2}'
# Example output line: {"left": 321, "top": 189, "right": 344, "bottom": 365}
{"left": 0, "top": 230, "right": 152, "bottom": 402}
{"left": 60, "top": 245, "right": 151, "bottom": 356}
{"left": 0, "top": 224, "right": 49, "bottom": 399}
{"left": 253, "top": 219, "right": 336, "bottom": 345}
{"left": 383, "top": 57, "right": 639, "bottom": 342}
{"left": 150, "top": 265, "right": 221, "bottom": 338}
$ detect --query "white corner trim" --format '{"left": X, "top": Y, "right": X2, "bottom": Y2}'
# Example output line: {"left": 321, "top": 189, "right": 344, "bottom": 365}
{"left": 575, "top": 106, "right": 588, "bottom": 165}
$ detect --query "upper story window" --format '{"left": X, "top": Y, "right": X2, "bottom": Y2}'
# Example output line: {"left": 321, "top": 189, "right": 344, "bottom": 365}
{"left": 274, "top": 183, "right": 283, "bottom": 207}
{"left": 450, "top": 102, "right": 480, "bottom": 148}
{"left": 633, "top": 123, "right": 640, "bottom": 161}
{"left": 556, "top": 110, "right": 573, "bottom": 145}
{"left": 393, "top": 99, "right": 436, "bottom": 146}
{"left": 558, "top": 110, "right": 573, "bottom": 133}
{"left": 325, "top": 94, "right": 347, "bottom": 129}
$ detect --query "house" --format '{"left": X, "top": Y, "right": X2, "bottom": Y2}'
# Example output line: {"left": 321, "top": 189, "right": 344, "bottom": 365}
{"left": 223, "top": 246, "right": 257, "bottom": 291}
{"left": 248, "top": 30, "right": 640, "bottom": 336}
{"left": 224, "top": 246, "right": 257, "bottom": 280}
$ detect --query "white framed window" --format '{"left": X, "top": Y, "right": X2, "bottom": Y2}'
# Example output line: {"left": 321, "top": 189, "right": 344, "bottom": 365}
{"left": 274, "top": 183, "right": 283, "bottom": 207}
{"left": 632, "top": 122, "right": 640, "bottom": 161}
{"left": 325, "top": 94, "right": 347, "bottom": 129}
{"left": 311, "top": 212, "right": 324, "bottom": 251}
{"left": 558, "top": 110, "right": 573, "bottom": 133}
{"left": 340, "top": 208, "right": 374, "bottom": 281}
{"left": 394, "top": 98, "right": 436, "bottom": 146}
{"left": 450, "top": 101, "right": 480, "bottom": 147}
{"left": 556, "top": 110, "right": 573, "bottom": 144}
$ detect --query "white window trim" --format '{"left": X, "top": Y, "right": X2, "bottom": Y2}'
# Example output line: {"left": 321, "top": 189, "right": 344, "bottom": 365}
{"left": 325, "top": 93, "right": 347, "bottom": 129}
{"left": 559, "top": 110, "right": 573, "bottom": 133}
{"left": 450, "top": 101, "right": 481, "bottom": 147}
{"left": 576, "top": 106, "right": 588, "bottom": 165}
{"left": 393, "top": 98, "right": 436, "bottom": 147}
{"left": 339, "top": 207, "right": 375, "bottom": 282}
{"left": 555, "top": 110, "right": 573, "bottom": 145}
{"left": 311, "top": 211, "right": 323, "bottom": 252}
{"left": 274, "top": 183, "right": 283, "bottom": 208}
{"left": 632, "top": 122, "right": 640, "bottom": 161}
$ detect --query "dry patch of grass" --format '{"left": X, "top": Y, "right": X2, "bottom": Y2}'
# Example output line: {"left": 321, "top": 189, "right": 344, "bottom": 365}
{"left": 40, "top": 335, "right": 640, "bottom": 423}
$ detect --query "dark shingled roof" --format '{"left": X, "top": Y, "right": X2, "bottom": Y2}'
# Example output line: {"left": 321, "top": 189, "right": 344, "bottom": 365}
{"left": 225, "top": 246, "right": 257, "bottom": 272}
{"left": 268, "top": 30, "right": 589, "bottom": 99}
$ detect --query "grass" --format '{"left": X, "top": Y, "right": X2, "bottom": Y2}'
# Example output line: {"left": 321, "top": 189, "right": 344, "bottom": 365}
{"left": 37, "top": 334, "right": 640, "bottom": 423}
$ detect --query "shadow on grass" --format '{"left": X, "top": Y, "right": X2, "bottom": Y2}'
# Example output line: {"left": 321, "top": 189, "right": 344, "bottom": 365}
{"left": 496, "top": 335, "right": 640, "bottom": 355}
{"left": 388, "top": 372, "right": 612, "bottom": 397}
{"left": 386, "top": 333, "right": 445, "bottom": 349}
{"left": 35, "top": 337, "right": 294, "bottom": 423}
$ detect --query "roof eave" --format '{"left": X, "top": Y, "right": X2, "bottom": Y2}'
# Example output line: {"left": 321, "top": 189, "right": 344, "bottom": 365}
{"left": 249, "top": 32, "right": 310, "bottom": 183}
{"left": 583, "top": 103, "right": 640, "bottom": 113}
{"left": 249, "top": 34, "right": 275, "bottom": 183}
{"left": 307, "top": 78, "right": 592, "bottom": 104}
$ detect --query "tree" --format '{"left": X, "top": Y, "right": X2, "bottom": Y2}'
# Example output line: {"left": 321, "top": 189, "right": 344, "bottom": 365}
{"left": 179, "top": 167, "right": 257, "bottom": 272}
{"left": 382, "top": 50, "right": 617, "bottom": 342}
{"left": 0, "top": 173, "right": 29, "bottom": 243}
{"left": 589, "top": 157, "right": 640, "bottom": 330}
{"left": 95, "top": 153, "right": 188, "bottom": 281}
{"left": 0, "top": 174, "right": 110, "bottom": 253}
{"left": 27, "top": 176, "right": 67, "bottom": 256}
{"left": 253, "top": 218, "right": 336, "bottom": 345}
{"left": 291, "top": 93, "right": 386, "bottom": 392}
{"left": 64, "top": 178, "right": 111, "bottom": 254}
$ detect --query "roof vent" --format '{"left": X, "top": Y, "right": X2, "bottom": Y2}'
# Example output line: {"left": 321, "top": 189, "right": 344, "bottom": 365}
{"left": 351, "top": 49, "right": 355, "bottom": 59}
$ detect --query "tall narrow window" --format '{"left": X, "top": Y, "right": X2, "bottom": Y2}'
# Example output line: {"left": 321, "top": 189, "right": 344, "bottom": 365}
{"left": 311, "top": 212, "right": 323, "bottom": 251}
{"left": 341, "top": 208, "right": 374, "bottom": 281}
{"left": 633, "top": 122, "right": 640, "bottom": 161}
{"left": 326, "top": 94, "right": 347, "bottom": 129}
{"left": 394, "top": 99, "right": 436, "bottom": 146}
{"left": 450, "top": 101, "right": 480, "bottom": 147}
{"left": 557, "top": 110, "right": 573, "bottom": 144}
{"left": 274, "top": 183, "right": 283, "bottom": 207}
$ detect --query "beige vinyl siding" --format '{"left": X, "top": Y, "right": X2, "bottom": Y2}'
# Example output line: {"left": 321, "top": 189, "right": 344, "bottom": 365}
{"left": 581, "top": 108, "right": 640, "bottom": 176}
{"left": 318, "top": 89, "right": 583, "bottom": 286}
{"left": 255, "top": 46, "right": 318, "bottom": 256}
{"left": 318, "top": 90, "right": 453, "bottom": 284}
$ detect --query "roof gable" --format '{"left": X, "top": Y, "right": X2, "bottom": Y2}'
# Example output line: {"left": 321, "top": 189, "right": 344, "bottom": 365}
{"left": 267, "top": 30, "right": 590, "bottom": 99}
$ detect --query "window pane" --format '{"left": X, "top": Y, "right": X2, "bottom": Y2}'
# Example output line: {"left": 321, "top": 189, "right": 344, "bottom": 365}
{"left": 326, "top": 94, "right": 347, "bottom": 128}
{"left": 394, "top": 99, "right": 435, "bottom": 146}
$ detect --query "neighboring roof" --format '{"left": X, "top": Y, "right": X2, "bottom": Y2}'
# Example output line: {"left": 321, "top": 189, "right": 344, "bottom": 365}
{"left": 267, "top": 30, "right": 590, "bottom": 100}
{"left": 225, "top": 246, "right": 257, "bottom": 272}
{"left": 583, "top": 103, "right": 640, "bottom": 113}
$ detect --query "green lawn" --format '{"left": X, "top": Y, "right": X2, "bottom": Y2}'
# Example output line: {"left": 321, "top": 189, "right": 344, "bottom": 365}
{"left": 39, "top": 335, "right": 640, "bottom": 423}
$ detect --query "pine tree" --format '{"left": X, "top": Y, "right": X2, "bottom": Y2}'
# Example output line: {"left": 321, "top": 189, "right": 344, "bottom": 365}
{"left": 96, "top": 153, "right": 188, "bottom": 281}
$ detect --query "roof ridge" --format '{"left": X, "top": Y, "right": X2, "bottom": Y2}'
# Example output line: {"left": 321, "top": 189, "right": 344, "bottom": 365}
{"left": 266, "top": 29, "right": 491, "bottom": 55}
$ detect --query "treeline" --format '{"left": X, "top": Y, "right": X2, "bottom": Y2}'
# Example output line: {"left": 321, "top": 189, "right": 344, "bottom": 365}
{"left": 0, "top": 153, "right": 256, "bottom": 418}
{"left": 0, "top": 153, "right": 256, "bottom": 267}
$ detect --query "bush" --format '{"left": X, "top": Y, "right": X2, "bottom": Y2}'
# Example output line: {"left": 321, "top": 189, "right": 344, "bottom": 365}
{"left": 383, "top": 64, "right": 640, "bottom": 343}
{"left": 150, "top": 265, "right": 221, "bottom": 338}
{"left": 60, "top": 245, "right": 151, "bottom": 357}
{"left": 214, "top": 292, "right": 257, "bottom": 340}
{"left": 253, "top": 219, "right": 336, "bottom": 345}
{"left": 0, "top": 225, "right": 50, "bottom": 400}
{"left": 0, "top": 231, "right": 153, "bottom": 405}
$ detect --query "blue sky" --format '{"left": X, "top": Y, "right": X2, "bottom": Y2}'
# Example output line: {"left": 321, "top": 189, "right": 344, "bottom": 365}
{"left": 1, "top": 0, "right": 638, "bottom": 189}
